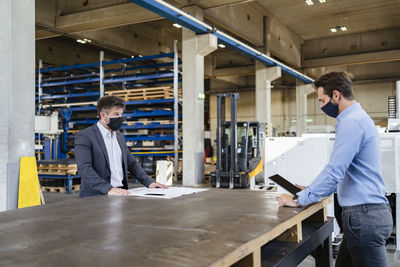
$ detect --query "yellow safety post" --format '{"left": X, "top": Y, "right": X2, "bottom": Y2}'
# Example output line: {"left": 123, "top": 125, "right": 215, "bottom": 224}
{"left": 18, "top": 157, "right": 41, "bottom": 208}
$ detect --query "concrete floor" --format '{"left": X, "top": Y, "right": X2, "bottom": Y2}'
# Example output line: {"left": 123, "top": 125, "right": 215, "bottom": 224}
{"left": 43, "top": 188, "right": 399, "bottom": 267}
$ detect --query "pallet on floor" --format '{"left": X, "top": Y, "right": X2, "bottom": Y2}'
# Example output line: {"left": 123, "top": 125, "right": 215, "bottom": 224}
{"left": 72, "top": 184, "right": 81, "bottom": 191}
{"left": 37, "top": 163, "right": 77, "bottom": 175}
{"left": 204, "top": 163, "right": 216, "bottom": 178}
{"left": 41, "top": 184, "right": 81, "bottom": 193}
{"left": 38, "top": 170, "right": 77, "bottom": 175}
{"left": 41, "top": 186, "right": 66, "bottom": 193}
{"left": 37, "top": 163, "right": 77, "bottom": 170}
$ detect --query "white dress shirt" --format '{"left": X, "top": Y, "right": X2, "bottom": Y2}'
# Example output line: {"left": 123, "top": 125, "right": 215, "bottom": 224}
{"left": 97, "top": 121, "right": 124, "bottom": 187}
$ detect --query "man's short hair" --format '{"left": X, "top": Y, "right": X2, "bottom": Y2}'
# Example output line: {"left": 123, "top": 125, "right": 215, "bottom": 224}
{"left": 313, "top": 72, "right": 355, "bottom": 100}
{"left": 96, "top": 95, "right": 125, "bottom": 117}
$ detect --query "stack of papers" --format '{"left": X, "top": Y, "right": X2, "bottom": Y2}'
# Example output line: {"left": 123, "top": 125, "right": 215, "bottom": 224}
{"left": 127, "top": 187, "right": 208, "bottom": 199}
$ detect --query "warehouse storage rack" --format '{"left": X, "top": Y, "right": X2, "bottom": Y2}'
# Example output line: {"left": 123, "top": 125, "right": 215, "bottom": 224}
{"left": 36, "top": 41, "right": 182, "bottom": 184}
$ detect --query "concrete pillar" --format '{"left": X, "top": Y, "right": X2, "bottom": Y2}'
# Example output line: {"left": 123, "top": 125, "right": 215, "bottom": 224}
{"left": 182, "top": 6, "right": 218, "bottom": 186}
{"left": 396, "top": 80, "right": 400, "bottom": 118}
{"left": 296, "top": 83, "right": 314, "bottom": 136}
{"left": 0, "top": 0, "right": 35, "bottom": 211}
{"left": 255, "top": 63, "right": 281, "bottom": 185}
{"left": 255, "top": 63, "right": 281, "bottom": 137}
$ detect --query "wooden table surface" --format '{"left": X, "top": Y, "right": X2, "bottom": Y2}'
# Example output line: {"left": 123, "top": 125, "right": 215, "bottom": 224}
{"left": 0, "top": 189, "right": 330, "bottom": 267}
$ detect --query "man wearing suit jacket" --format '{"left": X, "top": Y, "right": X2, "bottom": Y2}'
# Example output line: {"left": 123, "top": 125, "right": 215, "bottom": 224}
{"left": 75, "top": 95, "right": 167, "bottom": 197}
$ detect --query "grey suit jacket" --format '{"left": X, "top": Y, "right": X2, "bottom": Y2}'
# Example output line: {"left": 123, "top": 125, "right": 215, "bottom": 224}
{"left": 74, "top": 124, "right": 154, "bottom": 197}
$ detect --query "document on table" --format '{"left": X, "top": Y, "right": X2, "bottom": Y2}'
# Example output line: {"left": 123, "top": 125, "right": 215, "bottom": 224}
{"left": 127, "top": 187, "right": 209, "bottom": 199}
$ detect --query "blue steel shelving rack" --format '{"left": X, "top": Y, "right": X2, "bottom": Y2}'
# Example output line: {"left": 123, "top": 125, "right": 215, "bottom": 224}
{"left": 36, "top": 40, "right": 182, "bottom": 180}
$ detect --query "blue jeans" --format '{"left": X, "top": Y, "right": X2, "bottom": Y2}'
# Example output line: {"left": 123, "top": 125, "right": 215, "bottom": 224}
{"left": 335, "top": 203, "right": 393, "bottom": 267}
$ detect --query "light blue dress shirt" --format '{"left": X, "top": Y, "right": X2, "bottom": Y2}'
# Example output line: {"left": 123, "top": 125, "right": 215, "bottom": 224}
{"left": 297, "top": 102, "right": 388, "bottom": 207}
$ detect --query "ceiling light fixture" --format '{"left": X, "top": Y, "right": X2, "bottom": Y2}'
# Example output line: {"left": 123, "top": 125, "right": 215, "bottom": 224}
{"left": 305, "top": 0, "right": 314, "bottom": 5}
{"left": 138, "top": 55, "right": 143, "bottom": 57}
{"left": 76, "top": 38, "right": 92, "bottom": 44}
{"left": 218, "top": 44, "right": 226, "bottom": 48}
{"left": 306, "top": 0, "right": 326, "bottom": 5}
{"left": 330, "top": 26, "right": 348, "bottom": 33}
{"left": 173, "top": 23, "right": 182, "bottom": 28}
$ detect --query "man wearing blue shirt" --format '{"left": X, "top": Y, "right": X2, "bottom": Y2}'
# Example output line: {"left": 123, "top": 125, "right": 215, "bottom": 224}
{"left": 278, "top": 72, "right": 392, "bottom": 267}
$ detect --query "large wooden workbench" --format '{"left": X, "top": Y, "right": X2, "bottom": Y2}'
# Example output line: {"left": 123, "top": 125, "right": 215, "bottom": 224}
{"left": 0, "top": 189, "right": 332, "bottom": 266}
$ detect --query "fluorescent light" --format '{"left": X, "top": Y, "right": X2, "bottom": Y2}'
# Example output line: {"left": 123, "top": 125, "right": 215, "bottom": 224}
{"left": 330, "top": 26, "right": 348, "bottom": 33}
{"left": 319, "top": 0, "right": 326, "bottom": 3}
{"left": 131, "top": 55, "right": 135, "bottom": 58}
{"left": 138, "top": 55, "right": 143, "bottom": 57}
{"left": 305, "top": 0, "right": 314, "bottom": 6}
{"left": 76, "top": 38, "right": 92, "bottom": 44}
{"left": 173, "top": 23, "right": 182, "bottom": 28}
{"left": 218, "top": 44, "right": 226, "bottom": 48}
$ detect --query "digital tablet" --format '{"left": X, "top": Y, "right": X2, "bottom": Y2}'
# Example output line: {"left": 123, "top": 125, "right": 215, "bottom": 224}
{"left": 269, "top": 174, "right": 301, "bottom": 195}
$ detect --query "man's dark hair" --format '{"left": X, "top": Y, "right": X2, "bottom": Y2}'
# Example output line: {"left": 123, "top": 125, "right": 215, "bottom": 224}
{"left": 313, "top": 72, "right": 355, "bottom": 100}
{"left": 97, "top": 95, "right": 125, "bottom": 117}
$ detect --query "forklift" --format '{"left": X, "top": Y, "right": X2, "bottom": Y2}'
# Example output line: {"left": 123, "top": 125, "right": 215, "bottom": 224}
{"left": 211, "top": 93, "right": 263, "bottom": 188}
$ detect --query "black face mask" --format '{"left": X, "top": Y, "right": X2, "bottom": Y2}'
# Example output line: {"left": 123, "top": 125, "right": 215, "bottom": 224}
{"left": 105, "top": 114, "right": 125, "bottom": 131}
{"left": 321, "top": 98, "right": 339, "bottom": 118}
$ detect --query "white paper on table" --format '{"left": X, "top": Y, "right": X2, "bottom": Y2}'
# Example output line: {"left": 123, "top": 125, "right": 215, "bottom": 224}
{"left": 127, "top": 187, "right": 208, "bottom": 199}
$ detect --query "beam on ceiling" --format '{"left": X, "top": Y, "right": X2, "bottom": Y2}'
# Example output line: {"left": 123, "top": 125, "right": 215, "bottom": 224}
{"left": 303, "top": 49, "right": 400, "bottom": 68}
{"left": 204, "top": 4, "right": 264, "bottom": 46}
{"left": 56, "top": 4, "right": 161, "bottom": 33}
{"left": 128, "top": 0, "right": 313, "bottom": 83}
{"left": 212, "top": 65, "right": 255, "bottom": 77}
{"left": 204, "top": 1, "right": 303, "bottom": 68}
{"left": 304, "top": 60, "right": 400, "bottom": 82}
{"left": 36, "top": 29, "right": 60, "bottom": 40}
{"left": 35, "top": 0, "right": 259, "bottom": 40}
{"left": 80, "top": 25, "right": 180, "bottom": 57}
{"left": 302, "top": 27, "right": 400, "bottom": 60}
{"left": 35, "top": 23, "right": 136, "bottom": 56}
